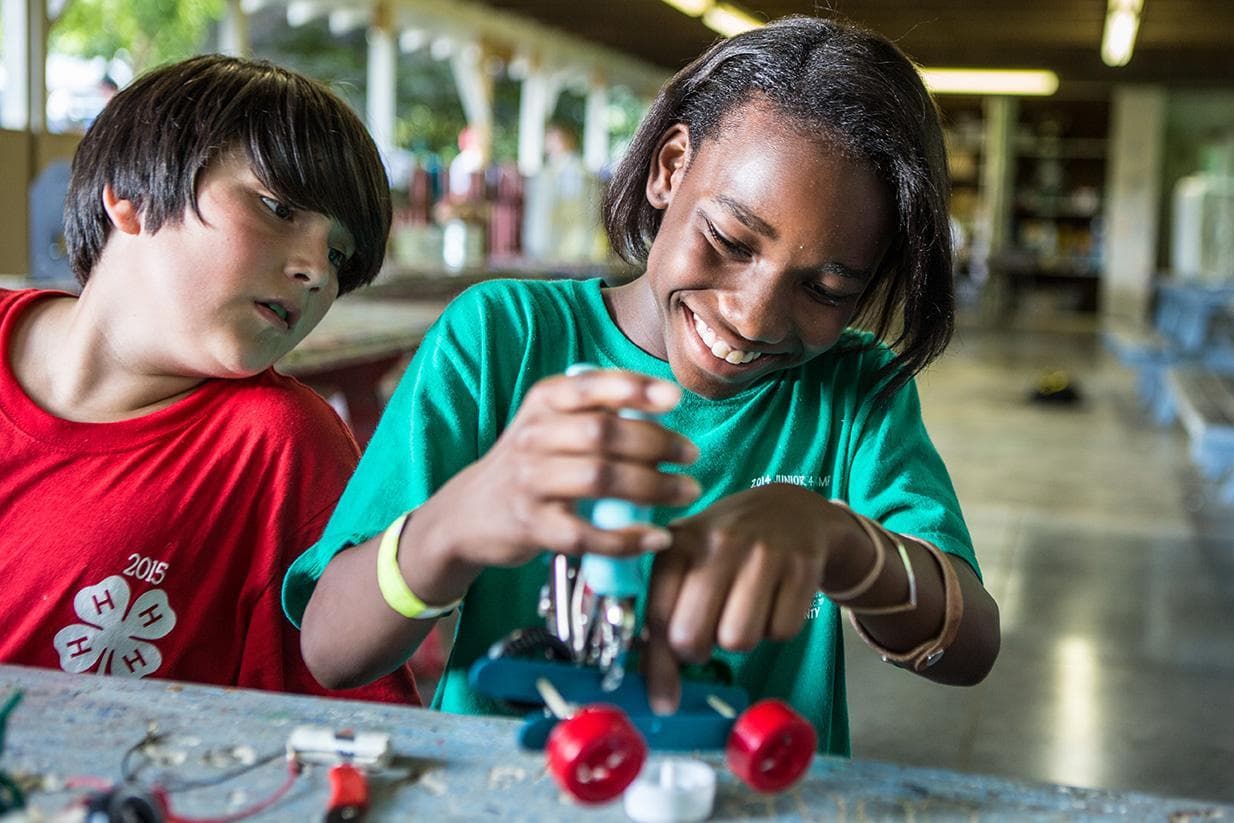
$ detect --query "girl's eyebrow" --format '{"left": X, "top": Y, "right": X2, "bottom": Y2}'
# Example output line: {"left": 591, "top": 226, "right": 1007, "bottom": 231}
{"left": 711, "top": 196, "right": 873, "bottom": 283}
{"left": 714, "top": 195, "right": 777, "bottom": 240}
{"left": 780, "top": 261, "right": 872, "bottom": 289}
{"left": 817, "top": 261, "right": 872, "bottom": 283}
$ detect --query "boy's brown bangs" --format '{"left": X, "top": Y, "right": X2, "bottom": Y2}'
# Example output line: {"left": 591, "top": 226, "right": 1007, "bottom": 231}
{"left": 229, "top": 80, "right": 389, "bottom": 293}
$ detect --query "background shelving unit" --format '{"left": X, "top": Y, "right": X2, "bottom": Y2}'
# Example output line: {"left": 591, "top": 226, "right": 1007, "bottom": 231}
{"left": 1009, "top": 98, "right": 1109, "bottom": 311}
{"left": 940, "top": 95, "right": 1111, "bottom": 316}
{"left": 941, "top": 98, "right": 986, "bottom": 284}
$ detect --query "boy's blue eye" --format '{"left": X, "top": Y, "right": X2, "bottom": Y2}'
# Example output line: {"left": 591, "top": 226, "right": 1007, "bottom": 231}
{"left": 260, "top": 195, "right": 293, "bottom": 220}
{"left": 328, "top": 247, "right": 348, "bottom": 270}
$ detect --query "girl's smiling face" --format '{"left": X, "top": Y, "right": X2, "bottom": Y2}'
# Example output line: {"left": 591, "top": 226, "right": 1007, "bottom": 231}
{"left": 610, "top": 101, "right": 895, "bottom": 400}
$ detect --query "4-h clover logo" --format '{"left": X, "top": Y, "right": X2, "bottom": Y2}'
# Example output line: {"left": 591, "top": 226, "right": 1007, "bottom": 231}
{"left": 52, "top": 575, "right": 177, "bottom": 678}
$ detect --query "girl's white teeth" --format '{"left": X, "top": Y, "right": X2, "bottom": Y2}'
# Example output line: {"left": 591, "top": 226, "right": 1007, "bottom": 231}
{"left": 692, "top": 314, "right": 761, "bottom": 365}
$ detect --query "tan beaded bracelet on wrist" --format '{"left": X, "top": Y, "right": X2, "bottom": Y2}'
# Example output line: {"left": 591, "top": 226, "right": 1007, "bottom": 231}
{"left": 827, "top": 499, "right": 964, "bottom": 672}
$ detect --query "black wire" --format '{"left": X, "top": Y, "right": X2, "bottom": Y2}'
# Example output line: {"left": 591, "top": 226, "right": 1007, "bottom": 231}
{"left": 0, "top": 773, "right": 23, "bottom": 814}
{"left": 0, "top": 691, "right": 25, "bottom": 812}
{"left": 120, "top": 731, "right": 284, "bottom": 793}
{"left": 157, "top": 750, "right": 284, "bottom": 793}
{"left": 119, "top": 730, "right": 158, "bottom": 784}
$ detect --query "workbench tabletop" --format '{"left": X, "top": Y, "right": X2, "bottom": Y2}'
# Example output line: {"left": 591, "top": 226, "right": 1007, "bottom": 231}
{"left": 0, "top": 665, "right": 1227, "bottom": 821}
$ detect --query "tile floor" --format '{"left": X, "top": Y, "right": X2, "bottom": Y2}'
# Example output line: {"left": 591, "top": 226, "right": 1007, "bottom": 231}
{"left": 844, "top": 310, "right": 1234, "bottom": 805}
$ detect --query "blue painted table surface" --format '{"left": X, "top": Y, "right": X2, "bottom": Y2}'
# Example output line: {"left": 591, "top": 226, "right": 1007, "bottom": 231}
{"left": 1, "top": 665, "right": 1229, "bottom": 821}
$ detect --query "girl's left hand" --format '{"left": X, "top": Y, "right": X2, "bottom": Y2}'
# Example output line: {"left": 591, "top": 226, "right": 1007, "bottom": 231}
{"left": 642, "top": 483, "right": 853, "bottom": 714}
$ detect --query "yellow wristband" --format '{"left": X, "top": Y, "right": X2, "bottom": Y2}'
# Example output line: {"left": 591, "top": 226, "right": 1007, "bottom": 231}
{"left": 376, "top": 512, "right": 461, "bottom": 620}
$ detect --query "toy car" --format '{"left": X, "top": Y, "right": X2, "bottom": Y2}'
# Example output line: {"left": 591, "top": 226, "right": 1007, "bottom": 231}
{"left": 469, "top": 610, "right": 816, "bottom": 804}
{"left": 469, "top": 367, "right": 817, "bottom": 804}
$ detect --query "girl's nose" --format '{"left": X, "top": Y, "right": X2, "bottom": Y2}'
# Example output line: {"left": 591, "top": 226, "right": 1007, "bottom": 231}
{"left": 723, "top": 275, "right": 792, "bottom": 345}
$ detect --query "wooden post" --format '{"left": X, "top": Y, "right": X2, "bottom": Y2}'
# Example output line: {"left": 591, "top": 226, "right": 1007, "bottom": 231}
{"left": 219, "top": 0, "right": 250, "bottom": 56}
{"left": 449, "top": 41, "right": 494, "bottom": 167}
{"left": 366, "top": 0, "right": 397, "bottom": 159}
{"left": 583, "top": 76, "right": 608, "bottom": 174}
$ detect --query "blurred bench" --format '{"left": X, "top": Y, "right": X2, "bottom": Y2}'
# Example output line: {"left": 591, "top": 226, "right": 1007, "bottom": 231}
{"left": 1167, "top": 368, "right": 1234, "bottom": 504}
{"left": 1103, "top": 319, "right": 1183, "bottom": 423}
{"left": 1155, "top": 280, "right": 1234, "bottom": 353}
{"left": 1104, "top": 280, "right": 1234, "bottom": 424}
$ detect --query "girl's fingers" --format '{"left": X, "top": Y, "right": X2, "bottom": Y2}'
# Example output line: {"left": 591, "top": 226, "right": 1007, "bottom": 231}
{"left": 642, "top": 633, "right": 682, "bottom": 717}
{"left": 522, "top": 505, "right": 672, "bottom": 558}
{"left": 768, "top": 563, "right": 820, "bottom": 641}
{"left": 716, "top": 551, "right": 780, "bottom": 652}
{"left": 663, "top": 545, "right": 732, "bottom": 664}
{"left": 522, "top": 455, "right": 700, "bottom": 507}
{"left": 645, "top": 552, "right": 689, "bottom": 715}
{"left": 533, "top": 369, "right": 683, "bottom": 415}
{"left": 520, "top": 411, "right": 698, "bottom": 466}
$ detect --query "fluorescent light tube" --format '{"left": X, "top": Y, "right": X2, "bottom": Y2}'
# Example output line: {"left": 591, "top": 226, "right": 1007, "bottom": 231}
{"left": 1101, "top": 7, "right": 1140, "bottom": 67}
{"left": 702, "top": 3, "right": 762, "bottom": 37}
{"left": 662, "top": 0, "right": 712, "bottom": 16}
{"left": 920, "top": 68, "right": 1059, "bottom": 96}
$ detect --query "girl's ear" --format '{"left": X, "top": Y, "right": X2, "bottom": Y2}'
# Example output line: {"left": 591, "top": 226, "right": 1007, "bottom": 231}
{"left": 645, "top": 123, "right": 690, "bottom": 210}
{"left": 102, "top": 185, "right": 142, "bottom": 235}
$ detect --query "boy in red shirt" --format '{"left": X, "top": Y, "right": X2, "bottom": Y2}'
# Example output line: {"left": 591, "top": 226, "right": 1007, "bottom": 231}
{"left": 0, "top": 54, "right": 417, "bottom": 704}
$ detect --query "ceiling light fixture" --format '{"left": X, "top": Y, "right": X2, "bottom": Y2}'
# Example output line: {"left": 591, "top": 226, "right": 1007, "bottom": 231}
{"left": 661, "top": 0, "right": 711, "bottom": 16}
{"left": 660, "top": 0, "right": 765, "bottom": 38}
{"left": 701, "top": 3, "right": 763, "bottom": 37}
{"left": 920, "top": 68, "right": 1060, "bottom": 96}
{"left": 1101, "top": 0, "right": 1144, "bottom": 67}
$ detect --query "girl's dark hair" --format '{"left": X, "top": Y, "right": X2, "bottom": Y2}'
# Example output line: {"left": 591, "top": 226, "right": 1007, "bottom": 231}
{"left": 603, "top": 15, "right": 954, "bottom": 399}
{"left": 65, "top": 54, "right": 391, "bottom": 295}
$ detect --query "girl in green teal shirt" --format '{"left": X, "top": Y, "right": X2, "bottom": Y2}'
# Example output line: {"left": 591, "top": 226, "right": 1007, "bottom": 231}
{"left": 284, "top": 15, "right": 1001, "bottom": 754}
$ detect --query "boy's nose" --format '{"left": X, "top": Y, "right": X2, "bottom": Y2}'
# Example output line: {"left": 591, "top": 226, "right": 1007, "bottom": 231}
{"left": 285, "top": 223, "right": 334, "bottom": 291}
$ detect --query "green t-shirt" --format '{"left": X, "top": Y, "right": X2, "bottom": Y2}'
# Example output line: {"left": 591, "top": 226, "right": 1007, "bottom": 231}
{"left": 283, "top": 277, "right": 978, "bottom": 756}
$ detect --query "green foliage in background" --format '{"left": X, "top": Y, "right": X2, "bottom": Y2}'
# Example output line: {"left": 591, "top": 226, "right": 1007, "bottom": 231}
{"left": 253, "top": 12, "right": 499, "bottom": 164}
{"left": 43, "top": 0, "right": 648, "bottom": 168}
{"left": 394, "top": 52, "right": 469, "bottom": 161}
{"left": 249, "top": 10, "right": 367, "bottom": 118}
{"left": 51, "top": 0, "right": 223, "bottom": 71}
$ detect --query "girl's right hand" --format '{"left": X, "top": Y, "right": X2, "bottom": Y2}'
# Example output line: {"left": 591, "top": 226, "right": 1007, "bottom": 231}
{"left": 428, "top": 368, "right": 701, "bottom": 570}
{"left": 301, "top": 369, "right": 700, "bottom": 690}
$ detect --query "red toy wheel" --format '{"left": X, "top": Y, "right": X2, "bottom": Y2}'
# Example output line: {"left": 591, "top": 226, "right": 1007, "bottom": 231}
{"left": 726, "top": 699, "right": 816, "bottom": 793}
{"left": 547, "top": 705, "right": 647, "bottom": 804}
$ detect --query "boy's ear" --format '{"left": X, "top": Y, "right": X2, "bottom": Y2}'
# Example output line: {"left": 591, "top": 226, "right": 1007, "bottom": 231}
{"left": 102, "top": 186, "right": 142, "bottom": 235}
{"left": 645, "top": 123, "right": 690, "bottom": 210}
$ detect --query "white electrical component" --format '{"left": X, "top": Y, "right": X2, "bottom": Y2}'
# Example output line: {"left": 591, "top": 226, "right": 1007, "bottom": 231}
{"left": 285, "top": 726, "right": 392, "bottom": 768}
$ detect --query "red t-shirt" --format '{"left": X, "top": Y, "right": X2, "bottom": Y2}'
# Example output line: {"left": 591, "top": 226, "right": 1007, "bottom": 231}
{"left": 0, "top": 289, "right": 418, "bottom": 705}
